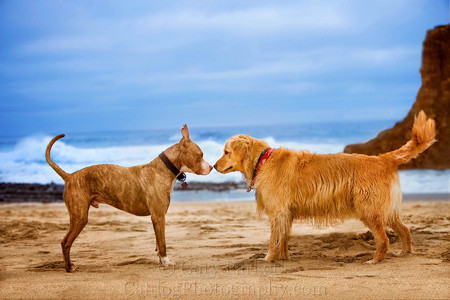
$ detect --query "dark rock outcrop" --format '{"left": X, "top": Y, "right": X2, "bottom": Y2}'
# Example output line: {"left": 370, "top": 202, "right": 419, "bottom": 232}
{"left": 0, "top": 183, "right": 64, "bottom": 202}
{"left": 0, "top": 182, "right": 248, "bottom": 202}
{"left": 344, "top": 25, "right": 450, "bottom": 169}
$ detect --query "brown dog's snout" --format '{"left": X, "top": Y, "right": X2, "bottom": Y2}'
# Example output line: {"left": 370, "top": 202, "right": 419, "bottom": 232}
{"left": 213, "top": 163, "right": 218, "bottom": 170}
{"left": 196, "top": 160, "right": 213, "bottom": 175}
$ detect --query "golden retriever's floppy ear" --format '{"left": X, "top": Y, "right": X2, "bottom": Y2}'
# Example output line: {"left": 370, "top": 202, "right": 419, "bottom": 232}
{"left": 181, "top": 124, "right": 190, "bottom": 141}
{"left": 232, "top": 136, "right": 252, "bottom": 161}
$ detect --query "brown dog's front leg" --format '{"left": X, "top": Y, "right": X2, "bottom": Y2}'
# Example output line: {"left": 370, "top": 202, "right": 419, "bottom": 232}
{"left": 151, "top": 215, "right": 175, "bottom": 267}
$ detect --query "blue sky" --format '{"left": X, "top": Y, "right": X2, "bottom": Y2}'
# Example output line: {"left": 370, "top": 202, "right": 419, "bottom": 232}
{"left": 0, "top": 0, "right": 448, "bottom": 136}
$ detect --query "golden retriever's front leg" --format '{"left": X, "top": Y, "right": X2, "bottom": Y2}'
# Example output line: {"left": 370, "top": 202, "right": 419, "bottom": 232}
{"left": 265, "top": 219, "right": 279, "bottom": 262}
{"left": 265, "top": 212, "right": 293, "bottom": 262}
{"left": 365, "top": 215, "right": 389, "bottom": 263}
{"left": 279, "top": 234, "right": 290, "bottom": 260}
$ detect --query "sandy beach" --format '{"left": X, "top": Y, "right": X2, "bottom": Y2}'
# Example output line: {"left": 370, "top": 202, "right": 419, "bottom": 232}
{"left": 0, "top": 198, "right": 448, "bottom": 299}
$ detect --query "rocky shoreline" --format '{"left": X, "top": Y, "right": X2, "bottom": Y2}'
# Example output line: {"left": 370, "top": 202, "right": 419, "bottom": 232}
{"left": 1, "top": 182, "right": 448, "bottom": 203}
{"left": 0, "top": 182, "right": 248, "bottom": 203}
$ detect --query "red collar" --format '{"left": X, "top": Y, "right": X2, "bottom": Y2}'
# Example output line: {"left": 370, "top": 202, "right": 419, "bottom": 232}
{"left": 247, "top": 147, "right": 276, "bottom": 192}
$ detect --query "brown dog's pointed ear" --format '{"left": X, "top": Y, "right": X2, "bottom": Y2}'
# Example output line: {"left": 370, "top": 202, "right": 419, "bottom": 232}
{"left": 181, "top": 124, "right": 190, "bottom": 141}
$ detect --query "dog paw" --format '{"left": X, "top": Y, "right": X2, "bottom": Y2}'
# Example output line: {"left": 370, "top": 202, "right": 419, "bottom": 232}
{"left": 365, "top": 258, "right": 383, "bottom": 264}
{"left": 279, "top": 254, "right": 290, "bottom": 260}
{"left": 65, "top": 263, "right": 77, "bottom": 272}
{"left": 159, "top": 256, "right": 175, "bottom": 267}
{"left": 264, "top": 254, "right": 275, "bottom": 262}
{"left": 394, "top": 251, "right": 412, "bottom": 257}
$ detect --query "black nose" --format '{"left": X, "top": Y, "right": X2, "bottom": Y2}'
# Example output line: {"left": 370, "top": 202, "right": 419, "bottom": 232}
{"left": 213, "top": 163, "right": 217, "bottom": 170}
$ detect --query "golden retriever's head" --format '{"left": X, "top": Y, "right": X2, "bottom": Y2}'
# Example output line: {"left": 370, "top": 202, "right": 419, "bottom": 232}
{"left": 214, "top": 135, "right": 268, "bottom": 175}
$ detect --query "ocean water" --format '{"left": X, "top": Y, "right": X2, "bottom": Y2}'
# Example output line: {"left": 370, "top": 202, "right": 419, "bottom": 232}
{"left": 0, "top": 121, "right": 448, "bottom": 196}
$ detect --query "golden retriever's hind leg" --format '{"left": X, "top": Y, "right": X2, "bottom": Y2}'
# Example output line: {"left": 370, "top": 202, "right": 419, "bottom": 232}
{"left": 365, "top": 216, "right": 389, "bottom": 264}
{"left": 390, "top": 216, "right": 412, "bottom": 256}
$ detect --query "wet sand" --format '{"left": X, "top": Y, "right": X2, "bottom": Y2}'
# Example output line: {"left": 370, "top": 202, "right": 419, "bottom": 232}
{"left": 0, "top": 200, "right": 449, "bottom": 299}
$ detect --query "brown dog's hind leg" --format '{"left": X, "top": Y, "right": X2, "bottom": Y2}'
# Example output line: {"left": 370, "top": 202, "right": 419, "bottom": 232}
{"left": 390, "top": 216, "right": 412, "bottom": 256}
{"left": 61, "top": 198, "right": 89, "bottom": 272}
{"left": 365, "top": 215, "right": 389, "bottom": 263}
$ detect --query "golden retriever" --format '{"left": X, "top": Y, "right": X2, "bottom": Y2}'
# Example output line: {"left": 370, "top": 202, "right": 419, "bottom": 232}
{"left": 214, "top": 111, "right": 435, "bottom": 263}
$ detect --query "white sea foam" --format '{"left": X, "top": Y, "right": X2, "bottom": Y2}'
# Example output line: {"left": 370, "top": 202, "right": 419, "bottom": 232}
{"left": 0, "top": 135, "right": 448, "bottom": 194}
{"left": 398, "top": 169, "right": 450, "bottom": 194}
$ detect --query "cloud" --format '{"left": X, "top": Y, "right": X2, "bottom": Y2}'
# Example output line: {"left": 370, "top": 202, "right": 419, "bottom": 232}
{"left": 20, "top": 36, "right": 113, "bottom": 54}
{"left": 1, "top": 43, "right": 419, "bottom": 100}
{"left": 92, "top": 45, "right": 419, "bottom": 93}
{"left": 132, "top": 4, "right": 349, "bottom": 35}
{"left": 17, "top": 3, "right": 349, "bottom": 57}
{"left": 0, "top": 0, "right": 447, "bottom": 135}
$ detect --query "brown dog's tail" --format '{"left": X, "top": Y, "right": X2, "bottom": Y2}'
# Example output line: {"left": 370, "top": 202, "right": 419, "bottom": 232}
{"left": 382, "top": 110, "right": 436, "bottom": 166}
{"left": 46, "top": 134, "right": 69, "bottom": 181}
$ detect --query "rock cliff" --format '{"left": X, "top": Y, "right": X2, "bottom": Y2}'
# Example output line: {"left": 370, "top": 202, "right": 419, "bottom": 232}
{"left": 344, "top": 25, "right": 450, "bottom": 169}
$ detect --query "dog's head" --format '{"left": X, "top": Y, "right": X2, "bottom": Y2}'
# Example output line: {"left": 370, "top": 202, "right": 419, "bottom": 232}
{"left": 214, "top": 135, "right": 268, "bottom": 175}
{"left": 178, "top": 125, "right": 212, "bottom": 176}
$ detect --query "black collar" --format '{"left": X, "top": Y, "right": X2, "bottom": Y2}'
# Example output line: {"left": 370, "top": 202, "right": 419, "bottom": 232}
{"left": 251, "top": 148, "right": 269, "bottom": 183}
{"left": 158, "top": 152, "right": 186, "bottom": 182}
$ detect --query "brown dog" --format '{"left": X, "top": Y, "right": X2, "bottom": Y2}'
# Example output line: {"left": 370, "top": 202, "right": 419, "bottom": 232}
{"left": 46, "top": 125, "right": 212, "bottom": 272}
{"left": 214, "top": 111, "right": 435, "bottom": 263}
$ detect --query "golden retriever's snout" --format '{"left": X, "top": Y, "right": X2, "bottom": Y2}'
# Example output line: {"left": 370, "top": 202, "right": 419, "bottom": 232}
{"left": 213, "top": 160, "right": 225, "bottom": 173}
{"left": 213, "top": 159, "right": 233, "bottom": 173}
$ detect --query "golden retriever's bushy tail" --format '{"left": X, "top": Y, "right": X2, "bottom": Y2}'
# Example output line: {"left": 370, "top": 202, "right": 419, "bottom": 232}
{"left": 382, "top": 110, "right": 436, "bottom": 166}
{"left": 46, "top": 134, "right": 69, "bottom": 181}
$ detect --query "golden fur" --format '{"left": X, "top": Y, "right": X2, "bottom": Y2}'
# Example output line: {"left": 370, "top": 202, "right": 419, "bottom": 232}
{"left": 214, "top": 111, "right": 436, "bottom": 263}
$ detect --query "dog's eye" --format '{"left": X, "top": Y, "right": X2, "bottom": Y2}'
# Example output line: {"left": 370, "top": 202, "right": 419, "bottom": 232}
{"left": 224, "top": 150, "right": 229, "bottom": 155}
